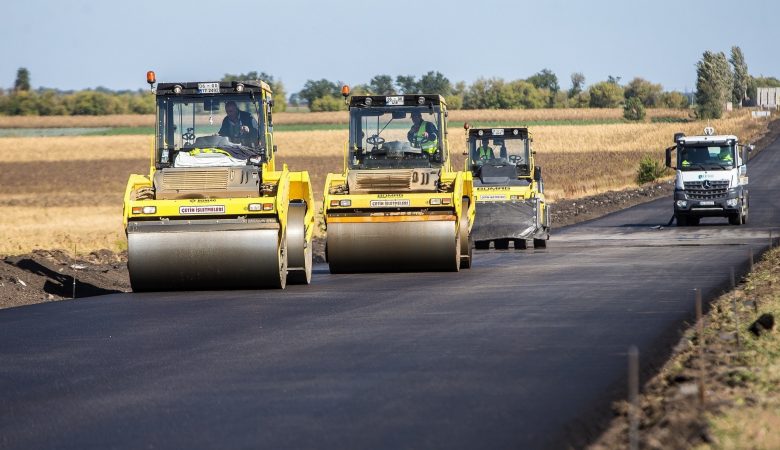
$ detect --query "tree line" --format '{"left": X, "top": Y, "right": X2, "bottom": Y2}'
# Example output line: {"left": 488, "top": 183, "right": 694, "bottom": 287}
{"left": 0, "top": 70, "right": 287, "bottom": 116}
{"left": 1, "top": 48, "right": 778, "bottom": 117}
{"left": 294, "top": 70, "right": 692, "bottom": 113}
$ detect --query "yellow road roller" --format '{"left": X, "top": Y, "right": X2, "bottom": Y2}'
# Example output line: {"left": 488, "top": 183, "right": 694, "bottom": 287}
{"left": 323, "top": 88, "right": 475, "bottom": 273}
{"left": 123, "top": 72, "right": 314, "bottom": 291}
{"left": 465, "top": 126, "right": 549, "bottom": 250}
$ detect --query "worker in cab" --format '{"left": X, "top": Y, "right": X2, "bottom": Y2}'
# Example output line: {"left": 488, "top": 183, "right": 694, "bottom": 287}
{"left": 681, "top": 149, "right": 691, "bottom": 168}
{"left": 718, "top": 147, "right": 733, "bottom": 163}
{"left": 219, "top": 101, "right": 258, "bottom": 146}
{"left": 476, "top": 138, "right": 495, "bottom": 161}
{"left": 407, "top": 111, "right": 439, "bottom": 155}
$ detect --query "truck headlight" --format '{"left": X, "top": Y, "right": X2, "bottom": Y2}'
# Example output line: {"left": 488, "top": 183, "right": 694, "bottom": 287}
{"left": 676, "top": 200, "right": 688, "bottom": 208}
{"left": 726, "top": 198, "right": 739, "bottom": 207}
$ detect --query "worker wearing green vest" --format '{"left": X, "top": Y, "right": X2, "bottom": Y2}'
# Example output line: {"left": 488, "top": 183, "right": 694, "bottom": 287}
{"left": 408, "top": 111, "right": 439, "bottom": 155}
{"left": 476, "top": 138, "right": 495, "bottom": 161}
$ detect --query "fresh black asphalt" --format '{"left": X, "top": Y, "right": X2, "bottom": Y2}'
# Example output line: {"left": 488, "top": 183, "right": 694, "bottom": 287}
{"left": 1, "top": 135, "right": 778, "bottom": 449}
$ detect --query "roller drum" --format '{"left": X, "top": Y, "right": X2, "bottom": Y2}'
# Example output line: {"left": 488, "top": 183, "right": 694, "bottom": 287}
{"left": 286, "top": 203, "right": 312, "bottom": 284}
{"left": 128, "top": 223, "right": 285, "bottom": 291}
{"left": 326, "top": 219, "right": 459, "bottom": 273}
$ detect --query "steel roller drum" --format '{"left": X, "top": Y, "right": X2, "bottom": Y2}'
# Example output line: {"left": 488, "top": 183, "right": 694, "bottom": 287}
{"left": 127, "top": 221, "right": 285, "bottom": 291}
{"left": 326, "top": 219, "right": 459, "bottom": 273}
{"left": 472, "top": 200, "right": 540, "bottom": 241}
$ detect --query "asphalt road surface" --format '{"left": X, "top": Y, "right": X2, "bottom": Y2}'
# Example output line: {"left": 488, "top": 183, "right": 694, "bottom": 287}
{"left": 2, "top": 139, "right": 779, "bottom": 449}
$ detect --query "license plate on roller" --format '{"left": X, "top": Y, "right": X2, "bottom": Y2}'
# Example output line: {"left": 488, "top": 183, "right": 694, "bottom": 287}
{"left": 198, "top": 83, "right": 220, "bottom": 94}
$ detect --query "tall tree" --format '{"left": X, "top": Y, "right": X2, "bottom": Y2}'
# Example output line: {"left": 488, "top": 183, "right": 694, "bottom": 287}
{"left": 527, "top": 68, "right": 559, "bottom": 106}
{"left": 417, "top": 71, "right": 451, "bottom": 95}
{"left": 695, "top": 51, "right": 733, "bottom": 119}
{"left": 729, "top": 46, "right": 749, "bottom": 106}
{"left": 368, "top": 75, "right": 395, "bottom": 95}
{"left": 395, "top": 75, "right": 418, "bottom": 94}
{"left": 14, "top": 67, "right": 31, "bottom": 92}
{"left": 589, "top": 81, "right": 624, "bottom": 108}
{"left": 568, "top": 72, "right": 585, "bottom": 98}
{"left": 624, "top": 77, "right": 663, "bottom": 107}
{"left": 298, "top": 79, "right": 340, "bottom": 107}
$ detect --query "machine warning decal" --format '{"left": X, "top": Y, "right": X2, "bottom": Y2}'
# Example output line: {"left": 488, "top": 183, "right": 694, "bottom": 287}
{"left": 370, "top": 199, "right": 410, "bottom": 207}
{"left": 491, "top": 129, "right": 505, "bottom": 135}
{"left": 386, "top": 96, "right": 404, "bottom": 105}
{"left": 180, "top": 205, "right": 226, "bottom": 214}
{"left": 197, "top": 83, "right": 220, "bottom": 94}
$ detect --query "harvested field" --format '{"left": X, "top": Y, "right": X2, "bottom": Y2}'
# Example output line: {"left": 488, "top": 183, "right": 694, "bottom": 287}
{"left": 0, "top": 108, "right": 691, "bottom": 129}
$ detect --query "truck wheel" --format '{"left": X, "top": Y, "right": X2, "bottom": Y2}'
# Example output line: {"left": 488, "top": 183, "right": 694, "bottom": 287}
{"left": 677, "top": 215, "right": 689, "bottom": 227}
{"left": 689, "top": 217, "right": 700, "bottom": 226}
{"left": 729, "top": 214, "right": 743, "bottom": 225}
{"left": 513, "top": 239, "right": 527, "bottom": 250}
{"left": 533, "top": 238, "right": 547, "bottom": 249}
{"left": 475, "top": 240, "right": 490, "bottom": 250}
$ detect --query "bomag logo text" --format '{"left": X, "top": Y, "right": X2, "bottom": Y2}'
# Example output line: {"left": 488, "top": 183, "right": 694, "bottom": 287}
{"left": 377, "top": 194, "right": 403, "bottom": 198}
{"left": 475, "top": 187, "right": 511, "bottom": 191}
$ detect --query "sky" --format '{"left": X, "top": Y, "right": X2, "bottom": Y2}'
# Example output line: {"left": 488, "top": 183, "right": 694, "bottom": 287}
{"left": 2, "top": 0, "right": 779, "bottom": 96}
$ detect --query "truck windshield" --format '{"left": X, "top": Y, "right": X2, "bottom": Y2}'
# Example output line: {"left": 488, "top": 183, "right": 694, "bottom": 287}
{"left": 155, "top": 95, "right": 265, "bottom": 165}
{"left": 469, "top": 136, "right": 531, "bottom": 177}
{"left": 678, "top": 145, "right": 735, "bottom": 170}
{"left": 348, "top": 106, "right": 444, "bottom": 170}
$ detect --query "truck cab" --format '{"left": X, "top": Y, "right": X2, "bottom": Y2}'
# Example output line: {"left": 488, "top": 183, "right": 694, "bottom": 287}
{"left": 665, "top": 127, "right": 751, "bottom": 226}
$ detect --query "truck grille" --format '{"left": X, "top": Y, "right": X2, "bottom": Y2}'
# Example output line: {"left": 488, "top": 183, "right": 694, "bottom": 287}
{"left": 161, "top": 169, "right": 229, "bottom": 191}
{"left": 684, "top": 180, "right": 729, "bottom": 199}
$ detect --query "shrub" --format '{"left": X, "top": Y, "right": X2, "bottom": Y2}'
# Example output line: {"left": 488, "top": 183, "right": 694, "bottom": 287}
{"left": 636, "top": 154, "right": 667, "bottom": 184}
{"left": 589, "top": 81, "right": 624, "bottom": 108}
{"left": 623, "top": 97, "right": 646, "bottom": 121}
{"left": 310, "top": 95, "right": 346, "bottom": 112}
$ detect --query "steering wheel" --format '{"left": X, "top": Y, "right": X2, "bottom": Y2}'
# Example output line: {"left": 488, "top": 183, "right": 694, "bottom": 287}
{"left": 508, "top": 155, "right": 524, "bottom": 164}
{"left": 366, "top": 134, "right": 385, "bottom": 146}
{"left": 182, "top": 128, "right": 196, "bottom": 144}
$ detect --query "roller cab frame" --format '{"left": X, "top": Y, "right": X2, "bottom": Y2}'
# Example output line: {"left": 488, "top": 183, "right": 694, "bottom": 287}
{"left": 123, "top": 77, "right": 314, "bottom": 291}
{"left": 323, "top": 93, "right": 475, "bottom": 273}
{"left": 664, "top": 128, "right": 751, "bottom": 227}
{"left": 465, "top": 127, "right": 549, "bottom": 250}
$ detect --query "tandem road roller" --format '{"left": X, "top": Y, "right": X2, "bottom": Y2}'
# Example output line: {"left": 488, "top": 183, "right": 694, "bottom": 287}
{"left": 466, "top": 126, "right": 549, "bottom": 250}
{"left": 323, "top": 88, "right": 475, "bottom": 273}
{"left": 123, "top": 72, "right": 314, "bottom": 290}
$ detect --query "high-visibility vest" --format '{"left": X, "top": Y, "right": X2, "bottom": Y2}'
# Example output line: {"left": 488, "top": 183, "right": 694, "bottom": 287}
{"left": 478, "top": 146, "right": 493, "bottom": 159}
{"left": 416, "top": 121, "right": 438, "bottom": 154}
{"left": 720, "top": 152, "right": 733, "bottom": 162}
{"left": 188, "top": 148, "right": 232, "bottom": 157}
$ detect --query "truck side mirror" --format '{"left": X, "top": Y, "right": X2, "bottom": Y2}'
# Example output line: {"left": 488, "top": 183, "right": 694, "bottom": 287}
{"left": 664, "top": 146, "right": 675, "bottom": 168}
{"left": 742, "top": 147, "right": 749, "bottom": 164}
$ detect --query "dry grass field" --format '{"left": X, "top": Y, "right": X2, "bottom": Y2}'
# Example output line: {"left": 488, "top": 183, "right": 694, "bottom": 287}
{"left": 0, "top": 110, "right": 769, "bottom": 255}
{"left": 0, "top": 108, "right": 691, "bottom": 129}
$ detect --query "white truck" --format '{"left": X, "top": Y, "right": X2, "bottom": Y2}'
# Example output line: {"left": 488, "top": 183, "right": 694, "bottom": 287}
{"left": 665, "top": 127, "right": 752, "bottom": 226}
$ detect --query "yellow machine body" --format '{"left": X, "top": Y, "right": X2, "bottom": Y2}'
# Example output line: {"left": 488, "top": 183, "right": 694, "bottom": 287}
{"left": 323, "top": 94, "right": 474, "bottom": 272}
{"left": 123, "top": 79, "right": 314, "bottom": 290}
{"left": 466, "top": 127, "right": 549, "bottom": 249}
